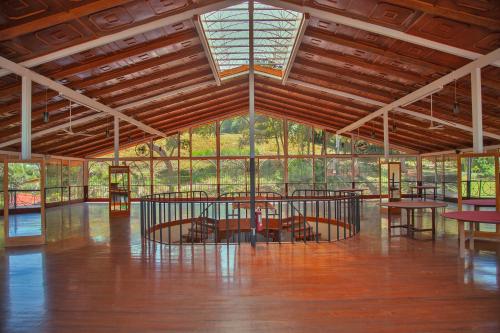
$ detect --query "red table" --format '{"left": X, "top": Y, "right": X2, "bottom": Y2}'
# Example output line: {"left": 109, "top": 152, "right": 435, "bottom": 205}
{"left": 462, "top": 199, "right": 496, "bottom": 210}
{"left": 442, "top": 211, "right": 500, "bottom": 258}
{"left": 380, "top": 201, "right": 447, "bottom": 239}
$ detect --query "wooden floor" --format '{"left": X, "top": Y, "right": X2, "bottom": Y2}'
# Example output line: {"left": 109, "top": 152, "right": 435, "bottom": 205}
{"left": 1, "top": 201, "right": 500, "bottom": 333}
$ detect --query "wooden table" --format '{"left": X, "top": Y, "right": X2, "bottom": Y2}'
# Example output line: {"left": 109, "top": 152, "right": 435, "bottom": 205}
{"left": 410, "top": 185, "right": 437, "bottom": 200}
{"left": 380, "top": 201, "right": 448, "bottom": 239}
{"left": 462, "top": 199, "right": 496, "bottom": 210}
{"left": 336, "top": 188, "right": 368, "bottom": 201}
{"left": 442, "top": 211, "right": 500, "bottom": 258}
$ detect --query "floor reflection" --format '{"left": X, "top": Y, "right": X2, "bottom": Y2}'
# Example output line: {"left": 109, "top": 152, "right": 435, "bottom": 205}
{"left": 2, "top": 251, "right": 46, "bottom": 333}
{"left": 5, "top": 213, "right": 42, "bottom": 237}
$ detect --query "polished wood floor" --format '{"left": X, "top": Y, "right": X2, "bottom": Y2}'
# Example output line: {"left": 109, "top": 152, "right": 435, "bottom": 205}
{"left": 1, "top": 201, "right": 500, "bottom": 333}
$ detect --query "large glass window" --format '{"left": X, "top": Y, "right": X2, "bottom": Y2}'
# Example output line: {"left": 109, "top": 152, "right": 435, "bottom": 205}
{"left": 153, "top": 160, "right": 178, "bottom": 193}
{"left": 220, "top": 159, "right": 248, "bottom": 194}
{"left": 153, "top": 135, "right": 179, "bottom": 158}
{"left": 258, "top": 159, "right": 284, "bottom": 194}
{"left": 354, "top": 157, "right": 379, "bottom": 195}
{"left": 191, "top": 160, "right": 217, "bottom": 196}
{"left": 88, "top": 161, "right": 111, "bottom": 199}
{"left": 326, "top": 133, "right": 351, "bottom": 154}
{"left": 126, "top": 161, "right": 151, "bottom": 198}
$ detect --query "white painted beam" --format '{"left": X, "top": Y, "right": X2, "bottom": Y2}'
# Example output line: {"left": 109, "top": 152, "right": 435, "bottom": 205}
{"left": 0, "top": 80, "right": 216, "bottom": 149}
{"left": 21, "top": 76, "right": 32, "bottom": 160}
{"left": 420, "top": 144, "right": 500, "bottom": 157}
{"left": 383, "top": 110, "right": 389, "bottom": 158}
{"left": 114, "top": 116, "right": 119, "bottom": 165}
{"left": 258, "top": 0, "right": 500, "bottom": 67}
{"left": 471, "top": 67, "right": 483, "bottom": 153}
{"left": 193, "top": 15, "right": 221, "bottom": 86}
{"left": 0, "top": 55, "right": 166, "bottom": 138}
{"left": 0, "top": 0, "right": 244, "bottom": 78}
{"left": 287, "top": 78, "right": 500, "bottom": 141}
{"left": 282, "top": 13, "right": 309, "bottom": 85}
{"left": 335, "top": 48, "right": 500, "bottom": 135}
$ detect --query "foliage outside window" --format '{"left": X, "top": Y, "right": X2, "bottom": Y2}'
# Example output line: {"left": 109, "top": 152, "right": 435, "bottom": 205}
{"left": 220, "top": 116, "right": 249, "bottom": 156}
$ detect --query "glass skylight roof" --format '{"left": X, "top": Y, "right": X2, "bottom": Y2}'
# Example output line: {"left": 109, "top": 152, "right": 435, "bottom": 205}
{"left": 200, "top": 1, "right": 303, "bottom": 76}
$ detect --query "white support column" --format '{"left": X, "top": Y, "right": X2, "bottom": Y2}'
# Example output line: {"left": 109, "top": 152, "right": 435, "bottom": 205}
{"left": 471, "top": 67, "right": 483, "bottom": 153}
{"left": 21, "top": 76, "right": 32, "bottom": 160}
{"left": 249, "top": 0, "right": 256, "bottom": 247}
{"left": 383, "top": 111, "right": 389, "bottom": 159}
{"left": 114, "top": 116, "right": 119, "bottom": 166}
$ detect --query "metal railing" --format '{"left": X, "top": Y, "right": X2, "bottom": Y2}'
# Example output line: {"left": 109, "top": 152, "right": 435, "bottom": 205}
{"left": 140, "top": 190, "right": 360, "bottom": 245}
{"left": 45, "top": 186, "right": 85, "bottom": 205}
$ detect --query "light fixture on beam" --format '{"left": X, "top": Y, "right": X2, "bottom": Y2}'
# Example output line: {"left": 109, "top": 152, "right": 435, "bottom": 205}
{"left": 452, "top": 79, "right": 460, "bottom": 115}
{"left": 43, "top": 86, "right": 49, "bottom": 123}
{"left": 43, "top": 111, "right": 49, "bottom": 123}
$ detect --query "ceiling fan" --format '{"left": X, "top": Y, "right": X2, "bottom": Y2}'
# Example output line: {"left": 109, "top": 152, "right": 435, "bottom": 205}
{"left": 428, "top": 93, "right": 444, "bottom": 130}
{"left": 57, "top": 100, "right": 93, "bottom": 137}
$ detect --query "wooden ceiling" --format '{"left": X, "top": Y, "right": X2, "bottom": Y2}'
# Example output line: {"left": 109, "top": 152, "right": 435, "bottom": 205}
{"left": 0, "top": 0, "right": 499, "bottom": 158}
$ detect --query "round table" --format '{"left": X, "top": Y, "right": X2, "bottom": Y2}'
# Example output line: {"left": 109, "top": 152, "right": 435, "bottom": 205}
{"left": 442, "top": 211, "right": 500, "bottom": 258}
{"left": 380, "top": 201, "right": 448, "bottom": 239}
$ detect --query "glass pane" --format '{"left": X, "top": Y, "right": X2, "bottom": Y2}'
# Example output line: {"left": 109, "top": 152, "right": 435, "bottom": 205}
{"left": 313, "top": 128, "right": 325, "bottom": 155}
{"left": 326, "top": 133, "right": 351, "bottom": 154}
{"left": 220, "top": 159, "right": 248, "bottom": 194}
{"left": 7, "top": 162, "right": 42, "bottom": 237}
{"left": 126, "top": 161, "right": 151, "bottom": 198}
{"left": 153, "top": 134, "right": 179, "bottom": 158}
{"left": 288, "top": 121, "right": 312, "bottom": 155}
{"left": 354, "top": 157, "right": 379, "bottom": 195}
{"left": 326, "top": 158, "right": 352, "bottom": 189}
{"left": 255, "top": 115, "right": 283, "bottom": 156}
{"left": 180, "top": 131, "right": 190, "bottom": 157}
{"left": 220, "top": 116, "right": 249, "bottom": 156}
{"left": 153, "top": 160, "right": 178, "bottom": 193}
{"left": 192, "top": 123, "right": 216, "bottom": 157}
{"left": 88, "top": 161, "right": 111, "bottom": 199}
{"left": 258, "top": 159, "right": 284, "bottom": 194}
{"left": 191, "top": 160, "right": 217, "bottom": 196}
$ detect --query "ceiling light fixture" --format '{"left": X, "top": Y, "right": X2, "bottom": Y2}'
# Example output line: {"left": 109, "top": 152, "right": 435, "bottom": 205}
{"left": 452, "top": 79, "right": 460, "bottom": 115}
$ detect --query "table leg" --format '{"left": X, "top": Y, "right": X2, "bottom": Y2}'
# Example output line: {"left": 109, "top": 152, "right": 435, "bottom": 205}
{"left": 459, "top": 221, "right": 465, "bottom": 258}
{"left": 406, "top": 208, "right": 410, "bottom": 237}
{"left": 469, "top": 221, "right": 474, "bottom": 251}
{"left": 433, "top": 188, "right": 436, "bottom": 200}
{"left": 388, "top": 206, "right": 391, "bottom": 237}
{"left": 431, "top": 207, "right": 436, "bottom": 240}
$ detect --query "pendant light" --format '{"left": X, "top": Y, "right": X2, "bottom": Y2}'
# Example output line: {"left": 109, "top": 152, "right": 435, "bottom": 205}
{"left": 370, "top": 121, "right": 376, "bottom": 138}
{"left": 43, "top": 87, "right": 49, "bottom": 123}
{"left": 452, "top": 79, "right": 460, "bottom": 115}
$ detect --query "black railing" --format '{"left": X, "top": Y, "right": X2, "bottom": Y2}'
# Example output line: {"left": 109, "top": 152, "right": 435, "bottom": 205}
{"left": 140, "top": 190, "right": 360, "bottom": 245}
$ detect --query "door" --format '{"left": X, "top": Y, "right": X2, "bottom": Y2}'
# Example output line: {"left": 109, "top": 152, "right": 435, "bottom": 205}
{"left": 3, "top": 159, "right": 46, "bottom": 247}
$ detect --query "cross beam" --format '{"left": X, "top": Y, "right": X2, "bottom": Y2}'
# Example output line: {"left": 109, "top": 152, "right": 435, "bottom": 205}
{"left": 336, "top": 48, "right": 500, "bottom": 135}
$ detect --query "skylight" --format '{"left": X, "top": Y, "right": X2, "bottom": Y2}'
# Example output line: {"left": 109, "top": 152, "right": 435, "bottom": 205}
{"left": 200, "top": 1, "right": 303, "bottom": 77}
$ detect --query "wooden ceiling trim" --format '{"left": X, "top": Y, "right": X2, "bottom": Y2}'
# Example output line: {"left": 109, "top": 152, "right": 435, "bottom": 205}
{"left": 254, "top": 103, "right": 437, "bottom": 153}
{"left": 256, "top": 86, "right": 473, "bottom": 145}
{"left": 48, "top": 30, "right": 199, "bottom": 79}
{"left": 304, "top": 26, "right": 448, "bottom": 74}
{"left": 381, "top": 0, "right": 500, "bottom": 30}
{"left": 0, "top": 59, "right": 210, "bottom": 117}
{"left": 36, "top": 100, "right": 249, "bottom": 155}
{"left": 31, "top": 90, "right": 248, "bottom": 150}
{"left": 50, "top": 105, "right": 249, "bottom": 157}
{"left": 299, "top": 44, "right": 427, "bottom": 83}
{"left": 0, "top": 45, "right": 204, "bottom": 99}
{"left": 0, "top": 0, "right": 136, "bottom": 42}
{"left": 255, "top": 95, "right": 454, "bottom": 151}
{"left": 288, "top": 72, "right": 500, "bottom": 132}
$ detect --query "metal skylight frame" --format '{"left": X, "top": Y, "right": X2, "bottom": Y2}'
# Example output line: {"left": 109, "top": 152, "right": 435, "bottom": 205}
{"left": 200, "top": 1, "right": 303, "bottom": 76}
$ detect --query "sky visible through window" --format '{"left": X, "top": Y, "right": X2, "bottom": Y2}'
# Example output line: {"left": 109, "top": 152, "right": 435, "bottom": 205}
{"left": 201, "top": 1, "right": 303, "bottom": 76}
